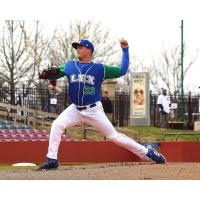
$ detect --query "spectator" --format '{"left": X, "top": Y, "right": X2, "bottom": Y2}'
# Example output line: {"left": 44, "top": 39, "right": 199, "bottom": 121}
{"left": 101, "top": 91, "right": 113, "bottom": 121}
{"left": 157, "top": 89, "right": 171, "bottom": 129}
{"left": 45, "top": 80, "right": 61, "bottom": 113}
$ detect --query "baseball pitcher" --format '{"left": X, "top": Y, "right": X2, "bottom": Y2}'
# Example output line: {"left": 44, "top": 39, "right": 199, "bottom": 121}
{"left": 37, "top": 39, "right": 166, "bottom": 170}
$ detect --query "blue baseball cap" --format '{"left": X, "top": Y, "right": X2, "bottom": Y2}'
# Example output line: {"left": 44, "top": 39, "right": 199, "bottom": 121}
{"left": 72, "top": 39, "right": 94, "bottom": 52}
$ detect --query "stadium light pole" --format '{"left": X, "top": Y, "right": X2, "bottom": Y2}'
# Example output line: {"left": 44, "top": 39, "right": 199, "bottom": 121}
{"left": 180, "top": 20, "right": 184, "bottom": 121}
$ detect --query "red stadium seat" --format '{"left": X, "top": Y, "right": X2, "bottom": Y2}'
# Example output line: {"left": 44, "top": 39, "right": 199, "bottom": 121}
{"left": 2, "top": 130, "right": 12, "bottom": 134}
{"left": 0, "top": 134, "right": 5, "bottom": 140}
{"left": 0, "top": 128, "right": 57, "bottom": 141}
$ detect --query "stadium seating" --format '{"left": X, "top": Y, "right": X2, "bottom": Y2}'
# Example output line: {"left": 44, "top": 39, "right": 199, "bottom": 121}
{"left": 0, "top": 121, "right": 32, "bottom": 130}
{"left": 0, "top": 121, "right": 71, "bottom": 141}
{"left": 0, "top": 129, "right": 71, "bottom": 142}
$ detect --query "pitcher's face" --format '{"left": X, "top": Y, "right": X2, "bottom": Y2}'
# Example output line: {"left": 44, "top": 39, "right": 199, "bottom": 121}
{"left": 76, "top": 45, "right": 92, "bottom": 60}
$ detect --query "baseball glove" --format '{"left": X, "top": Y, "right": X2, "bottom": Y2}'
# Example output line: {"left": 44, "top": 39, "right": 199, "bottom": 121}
{"left": 39, "top": 66, "right": 60, "bottom": 79}
{"left": 49, "top": 80, "right": 57, "bottom": 87}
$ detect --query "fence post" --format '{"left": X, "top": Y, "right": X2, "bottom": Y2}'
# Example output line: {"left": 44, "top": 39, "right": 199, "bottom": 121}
{"left": 82, "top": 124, "right": 86, "bottom": 139}
{"left": 187, "top": 91, "right": 192, "bottom": 129}
{"left": 32, "top": 110, "right": 37, "bottom": 129}
{"left": 119, "top": 94, "right": 123, "bottom": 126}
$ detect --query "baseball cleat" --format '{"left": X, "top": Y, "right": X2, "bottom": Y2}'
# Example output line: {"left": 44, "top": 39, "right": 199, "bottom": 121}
{"left": 146, "top": 148, "right": 166, "bottom": 164}
{"left": 36, "top": 158, "right": 59, "bottom": 171}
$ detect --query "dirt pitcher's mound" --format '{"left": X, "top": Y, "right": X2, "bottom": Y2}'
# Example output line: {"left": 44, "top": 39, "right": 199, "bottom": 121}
{"left": 1, "top": 162, "right": 200, "bottom": 180}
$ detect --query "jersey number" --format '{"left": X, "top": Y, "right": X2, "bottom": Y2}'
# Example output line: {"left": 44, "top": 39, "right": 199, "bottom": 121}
{"left": 84, "top": 87, "right": 95, "bottom": 95}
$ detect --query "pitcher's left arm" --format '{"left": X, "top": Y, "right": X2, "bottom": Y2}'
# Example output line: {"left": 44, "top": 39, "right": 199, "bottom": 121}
{"left": 104, "top": 39, "right": 129, "bottom": 79}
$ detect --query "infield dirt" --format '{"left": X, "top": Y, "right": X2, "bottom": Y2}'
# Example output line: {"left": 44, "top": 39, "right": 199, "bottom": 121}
{"left": 0, "top": 162, "right": 200, "bottom": 180}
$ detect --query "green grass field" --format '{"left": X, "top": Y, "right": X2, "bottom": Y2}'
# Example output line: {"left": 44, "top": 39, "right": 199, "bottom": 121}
{"left": 0, "top": 165, "right": 37, "bottom": 170}
{"left": 128, "top": 126, "right": 200, "bottom": 141}
{"left": 66, "top": 126, "right": 200, "bottom": 142}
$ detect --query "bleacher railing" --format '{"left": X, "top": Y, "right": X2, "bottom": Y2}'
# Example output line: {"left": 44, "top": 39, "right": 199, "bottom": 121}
{"left": 0, "top": 102, "right": 58, "bottom": 130}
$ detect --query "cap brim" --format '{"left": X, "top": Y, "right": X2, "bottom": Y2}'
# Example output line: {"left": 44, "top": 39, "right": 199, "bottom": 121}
{"left": 72, "top": 42, "right": 81, "bottom": 49}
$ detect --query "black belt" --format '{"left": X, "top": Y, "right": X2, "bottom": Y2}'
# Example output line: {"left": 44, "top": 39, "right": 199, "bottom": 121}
{"left": 76, "top": 103, "right": 96, "bottom": 111}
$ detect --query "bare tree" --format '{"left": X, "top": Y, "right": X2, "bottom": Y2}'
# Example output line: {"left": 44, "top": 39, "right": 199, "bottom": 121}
{"left": 19, "top": 21, "right": 57, "bottom": 88}
{"left": 48, "top": 21, "right": 119, "bottom": 67}
{"left": 116, "top": 55, "right": 145, "bottom": 93}
{"left": 19, "top": 21, "right": 57, "bottom": 110}
{"left": 0, "top": 20, "right": 33, "bottom": 104}
{"left": 0, "top": 20, "right": 56, "bottom": 105}
{"left": 140, "top": 44, "right": 198, "bottom": 95}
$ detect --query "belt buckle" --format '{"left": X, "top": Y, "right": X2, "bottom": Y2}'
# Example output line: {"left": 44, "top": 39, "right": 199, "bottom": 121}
{"left": 76, "top": 106, "right": 84, "bottom": 111}
{"left": 76, "top": 103, "right": 96, "bottom": 111}
{"left": 86, "top": 105, "right": 90, "bottom": 109}
{"left": 90, "top": 103, "right": 96, "bottom": 108}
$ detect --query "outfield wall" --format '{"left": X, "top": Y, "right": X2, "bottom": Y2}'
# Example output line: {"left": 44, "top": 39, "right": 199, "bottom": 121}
{"left": 0, "top": 141, "right": 200, "bottom": 164}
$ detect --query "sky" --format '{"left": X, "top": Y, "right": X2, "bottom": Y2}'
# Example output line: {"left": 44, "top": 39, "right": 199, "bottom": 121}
{"left": 1, "top": 0, "right": 200, "bottom": 92}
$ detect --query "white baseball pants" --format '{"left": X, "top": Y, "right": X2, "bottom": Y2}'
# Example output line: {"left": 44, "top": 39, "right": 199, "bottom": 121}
{"left": 47, "top": 101, "right": 149, "bottom": 161}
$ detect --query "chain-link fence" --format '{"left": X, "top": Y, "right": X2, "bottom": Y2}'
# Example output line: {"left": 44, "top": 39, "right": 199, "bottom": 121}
{"left": 150, "top": 92, "right": 199, "bottom": 129}
{"left": 0, "top": 86, "right": 199, "bottom": 128}
{"left": 0, "top": 86, "right": 130, "bottom": 126}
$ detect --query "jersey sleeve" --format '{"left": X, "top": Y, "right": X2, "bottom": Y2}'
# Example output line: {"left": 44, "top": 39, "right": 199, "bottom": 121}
{"left": 104, "top": 65, "right": 121, "bottom": 79}
{"left": 56, "top": 64, "right": 66, "bottom": 79}
{"left": 104, "top": 47, "right": 129, "bottom": 79}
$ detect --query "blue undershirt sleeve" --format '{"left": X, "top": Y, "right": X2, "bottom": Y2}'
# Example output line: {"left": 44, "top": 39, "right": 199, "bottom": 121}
{"left": 120, "top": 47, "right": 129, "bottom": 76}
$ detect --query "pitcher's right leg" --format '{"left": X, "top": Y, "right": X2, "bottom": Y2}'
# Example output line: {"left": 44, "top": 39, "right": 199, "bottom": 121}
{"left": 47, "top": 104, "right": 82, "bottom": 159}
{"left": 37, "top": 104, "right": 82, "bottom": 170}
